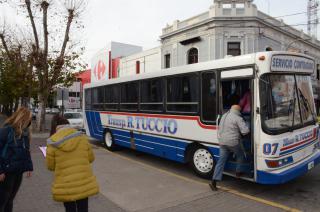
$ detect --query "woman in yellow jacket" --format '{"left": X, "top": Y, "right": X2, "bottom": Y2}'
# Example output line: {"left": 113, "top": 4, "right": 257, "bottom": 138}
{"left": 46, "top": 118, "right": 99, "bottom": 212}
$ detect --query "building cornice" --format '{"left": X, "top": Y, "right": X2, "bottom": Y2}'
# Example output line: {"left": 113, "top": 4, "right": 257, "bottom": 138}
{"left": 160, "top": 17, "right": 320, "bottom": 51}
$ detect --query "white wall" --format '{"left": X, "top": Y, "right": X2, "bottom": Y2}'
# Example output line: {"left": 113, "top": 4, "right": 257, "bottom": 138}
{"left": 119, "top": 47, "right": 161, "bottom": 77}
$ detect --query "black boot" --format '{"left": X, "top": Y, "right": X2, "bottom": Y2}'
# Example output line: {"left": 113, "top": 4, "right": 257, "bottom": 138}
{"left": 209, "top": 180, "right": 217, "bottom": 191}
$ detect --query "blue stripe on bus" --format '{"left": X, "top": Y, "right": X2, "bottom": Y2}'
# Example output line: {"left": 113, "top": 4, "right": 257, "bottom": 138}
{"left": 257, "top": 151, "right": 320, "bottom": 184}
{"left": 280, "top": 138, "right": 318, "bottom": 156}
{"left": 86, "top": 111, "right": 103, "bottom": 140}
{"left": 86, "top": 111, "right": 250, "bottom": 173}
{"left": 134, "top": 133, "right": 188, "bottom": 163}
{"left": 85, "top": 111, "right": 94, "bottom": 137}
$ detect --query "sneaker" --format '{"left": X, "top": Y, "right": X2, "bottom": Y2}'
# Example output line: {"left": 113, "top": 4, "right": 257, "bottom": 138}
{"left": 209, "top": 180, "right": 218, "bottom": 191}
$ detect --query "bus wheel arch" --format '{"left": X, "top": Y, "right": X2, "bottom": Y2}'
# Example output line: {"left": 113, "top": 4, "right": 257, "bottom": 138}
{"left": 103, "top": 129, "right": 117, "bottom": 151}
{"left": 186, "top": 143, "right": 215, "bottom": 179}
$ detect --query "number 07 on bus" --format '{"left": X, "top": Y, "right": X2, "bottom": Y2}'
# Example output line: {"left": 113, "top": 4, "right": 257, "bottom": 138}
{"left": 83, "top": 51, "right": 320, "bottom": 184}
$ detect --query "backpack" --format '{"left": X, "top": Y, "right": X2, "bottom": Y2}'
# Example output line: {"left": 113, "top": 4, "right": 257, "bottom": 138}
{"left": 0, "top": 127, "right": 15, "bottom": 171}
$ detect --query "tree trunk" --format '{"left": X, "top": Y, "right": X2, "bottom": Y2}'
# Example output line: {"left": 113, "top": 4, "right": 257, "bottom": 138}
{"left": 37, "top": 93, "right": 47, "bottom": 132}
{"left": 14, "top": 99, "right": 19, "bottom": 112}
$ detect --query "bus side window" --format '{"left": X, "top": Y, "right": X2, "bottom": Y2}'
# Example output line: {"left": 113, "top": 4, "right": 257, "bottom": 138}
{"left": 105, "top": 85, "right": 119, "bottom": 111}
{"left": 120, "top": 82, "right": 139, "bottom": 111}
{"left": 167, "top": 74, "right": 199, "bottom": 113}
{"left": 201, "top": 72, "right": 217, "bottom": 122}
{"left": 85, "top": 89, "right": 92, "bottom": 110}
{"left": 140, "top": 78, "right": 163, "bottom": 112}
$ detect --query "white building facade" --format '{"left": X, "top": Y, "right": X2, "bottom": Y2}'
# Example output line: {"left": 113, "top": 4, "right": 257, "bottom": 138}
{"left": 160, "top": 0, "right": 320, "bottom": 110}
{"left": 119, "top": 47, "right": 161, "bottom": 77}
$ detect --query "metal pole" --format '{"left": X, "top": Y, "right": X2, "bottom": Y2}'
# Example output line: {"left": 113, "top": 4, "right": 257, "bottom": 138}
{"left": 62, "top": 89, "right": 64, "bottom": 115}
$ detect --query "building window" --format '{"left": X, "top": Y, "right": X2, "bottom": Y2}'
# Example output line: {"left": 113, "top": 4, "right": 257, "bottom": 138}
{"left": 165, "top": 54, "right": 171, "bottom": 68}
{"left": 188, "top": 48, "right": 198, "bottom": 64}
{"left": 227, "top": 42, "right": 241, "bottom": 56}
{"left": 136, "top": 61, "right": 140, "bottom": 74}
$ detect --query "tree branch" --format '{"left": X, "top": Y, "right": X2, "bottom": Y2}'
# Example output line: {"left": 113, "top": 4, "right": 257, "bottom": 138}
{"left": 25, "top": 0, "right": 40, "bottom": 51}
{"left": 50, "top": 8, "right": 74, "bottom": 87}
{"left": 0, "top": 33, "right": 13, "bottom": 61}
{"left": 41, "top": 1, "right": 49, "bottom": 84}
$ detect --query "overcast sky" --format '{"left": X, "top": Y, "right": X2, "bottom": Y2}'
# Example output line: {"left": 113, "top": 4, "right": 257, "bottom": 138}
{"left": 82, "top": 0, "right": 309, "bottom": 64}
{"left": 0, "top": 0, "right": 314, "bottom": 66}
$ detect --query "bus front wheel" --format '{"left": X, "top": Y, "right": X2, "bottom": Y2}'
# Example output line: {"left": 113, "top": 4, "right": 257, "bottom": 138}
{"left": 104, "top": 130, "right": 117, "bottom": 151}
{"left": 189, "top": 146, "right": 215, "bottom": 179}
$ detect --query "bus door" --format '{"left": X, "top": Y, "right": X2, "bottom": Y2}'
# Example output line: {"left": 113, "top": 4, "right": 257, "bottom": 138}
{"left": 218, "top": 68, "right": 255, "bottom": 178}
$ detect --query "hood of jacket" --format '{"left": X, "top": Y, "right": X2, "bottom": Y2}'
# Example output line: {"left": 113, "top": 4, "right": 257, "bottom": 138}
{"left": 47, "top": 128, "right": 83, "bottom": 152}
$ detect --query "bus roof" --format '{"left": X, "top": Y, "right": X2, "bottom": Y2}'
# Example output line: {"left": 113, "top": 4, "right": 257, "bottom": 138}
{"left": 84, "top": 51, "right": 315, "bottom": 89}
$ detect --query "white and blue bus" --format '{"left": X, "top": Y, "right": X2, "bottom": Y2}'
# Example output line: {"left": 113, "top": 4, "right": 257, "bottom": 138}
{"left": 84, "top": 51, "right": 320, "bottom": 184}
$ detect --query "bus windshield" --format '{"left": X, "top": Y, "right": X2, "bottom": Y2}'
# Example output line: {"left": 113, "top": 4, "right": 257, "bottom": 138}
{"left": 260, "top": 74, "right": 316, "bottom": 134}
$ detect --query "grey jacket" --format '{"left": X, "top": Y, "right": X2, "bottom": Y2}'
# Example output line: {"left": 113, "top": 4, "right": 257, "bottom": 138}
{"left": 218, "top": 109, "right": 250, "bottom": 147}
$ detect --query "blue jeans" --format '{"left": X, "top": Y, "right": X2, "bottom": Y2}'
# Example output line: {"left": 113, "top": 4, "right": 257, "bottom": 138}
{"left": 212, "top": 145, "right": 245, "bottom": 181}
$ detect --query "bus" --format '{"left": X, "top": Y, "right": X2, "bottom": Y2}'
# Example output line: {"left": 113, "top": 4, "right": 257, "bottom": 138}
{"left": 83, "top": 51, "right": 320, "bottom": 184}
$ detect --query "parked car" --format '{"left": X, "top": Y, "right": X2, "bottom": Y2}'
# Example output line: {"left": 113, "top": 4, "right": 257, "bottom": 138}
{"left": 63, "top": 111, "right": 83, "bottom": 130}
{"left": 51, "top": 108, "right": 60, "bottom": 114}
{"left": 45, "top": 108, "right": 51, "bottom": 113}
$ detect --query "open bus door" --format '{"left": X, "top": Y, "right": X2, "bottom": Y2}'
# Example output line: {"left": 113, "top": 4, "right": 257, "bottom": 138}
{"left": 218, "top": 68, "right": 255, "bottom": 179}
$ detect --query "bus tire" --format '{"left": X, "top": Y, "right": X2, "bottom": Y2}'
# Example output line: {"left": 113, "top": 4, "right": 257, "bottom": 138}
{"left": 189, "top": 146, "right": 215, "bottom": 179}
{"left": 104, "top": 130, "right": 117, "bottom": 151}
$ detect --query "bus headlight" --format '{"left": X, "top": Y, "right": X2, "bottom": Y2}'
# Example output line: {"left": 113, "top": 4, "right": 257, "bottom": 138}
{"left": 265, "top": 156, "right": 293, "bottom": 168}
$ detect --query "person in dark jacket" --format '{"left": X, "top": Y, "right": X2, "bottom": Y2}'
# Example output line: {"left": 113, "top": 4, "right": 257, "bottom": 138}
{"left": 0, "top": 107, "right": 33, "bottom": 212}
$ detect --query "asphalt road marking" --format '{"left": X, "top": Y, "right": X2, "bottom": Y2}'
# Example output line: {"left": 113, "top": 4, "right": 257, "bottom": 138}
{"left": 96, "top": 146, "right": 301, "bottom": 212}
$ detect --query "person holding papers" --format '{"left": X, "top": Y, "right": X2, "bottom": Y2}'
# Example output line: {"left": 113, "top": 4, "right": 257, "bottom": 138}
{"left": 46, "top": 117, "right": 99, "bottom": 212}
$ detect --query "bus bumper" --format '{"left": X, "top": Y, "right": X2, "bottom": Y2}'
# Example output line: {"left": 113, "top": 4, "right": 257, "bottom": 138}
{"left": 256, "top": 150, "right": 320, "bottom": 184}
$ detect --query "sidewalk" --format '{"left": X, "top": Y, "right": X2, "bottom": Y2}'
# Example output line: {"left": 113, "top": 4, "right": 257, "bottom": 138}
{"left": 14, "top": 135, "right": 124, "bottom": 212}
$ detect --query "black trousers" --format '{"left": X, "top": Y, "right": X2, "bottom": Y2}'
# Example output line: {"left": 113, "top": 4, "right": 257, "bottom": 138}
{"left": 63, "top": 198, "right": 88, "bottom": 212}
{"left": 0, "top": 173, "right": 23, "bottom": 212}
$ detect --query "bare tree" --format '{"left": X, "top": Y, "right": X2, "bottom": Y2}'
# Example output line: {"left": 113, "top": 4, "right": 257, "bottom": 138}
{"left": 21, "top": 0, "right": 86, "bottom": 131}
{"left": 0, "top": 0, "right": 86, "bottom": 129}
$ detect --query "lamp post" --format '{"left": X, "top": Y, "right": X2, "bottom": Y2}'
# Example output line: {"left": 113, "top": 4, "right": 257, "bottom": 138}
{"left": 286, "top": 38, "right": 312, "bottom": 51}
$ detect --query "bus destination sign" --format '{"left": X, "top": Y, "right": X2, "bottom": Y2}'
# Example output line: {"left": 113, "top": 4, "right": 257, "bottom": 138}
{"left": 271, "top": 55, "right": 315, "bottom": 74}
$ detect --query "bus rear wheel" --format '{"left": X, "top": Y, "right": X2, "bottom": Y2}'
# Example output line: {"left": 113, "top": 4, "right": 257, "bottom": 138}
{"left": 104, "top": 130, "right": 117, "bottom": 151}
{"left": 189, "top": 146, "right": 215, "bottom": 178}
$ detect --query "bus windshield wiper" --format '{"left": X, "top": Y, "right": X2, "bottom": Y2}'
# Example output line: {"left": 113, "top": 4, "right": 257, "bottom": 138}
{"left": 290, "top": 87, "right": 297, "bottom": 131}
{"left": 298, "top": 88, "right": 317, "bottom": 123}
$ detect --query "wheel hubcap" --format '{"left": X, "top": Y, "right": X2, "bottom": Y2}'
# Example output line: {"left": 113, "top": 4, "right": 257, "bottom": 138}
{"left": 193, "top": 149, "right": 214, "bottom": 173}
{"left": 105, "top": 133, "right": 112, "bottom": 147}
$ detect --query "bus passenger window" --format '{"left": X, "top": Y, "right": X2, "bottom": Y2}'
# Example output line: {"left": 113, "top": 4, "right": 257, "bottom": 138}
{"left": 201, "top": 72, "right": 217, "bottom": 122}
{"left": 85, "top": 89, "right": 92, "bottom": 110}
{"left": 105, "top": 85, "right": 119, "bottom": 110}
{"left": 120, "top": 82, "right": 138, "bottom": 111}
{"left": 167, "top": 74, "right": 199, "bottom": 113}
{"left": 140, "top": 79, "right": 163, "bottom": 112}
{"left": 92, "top": 88, "right": 101, "bottom": 110}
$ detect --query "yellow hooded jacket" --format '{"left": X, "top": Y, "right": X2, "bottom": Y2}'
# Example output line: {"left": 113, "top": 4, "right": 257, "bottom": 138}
{"left": 46, "top": 128, "right": 99, "bottom": 202}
